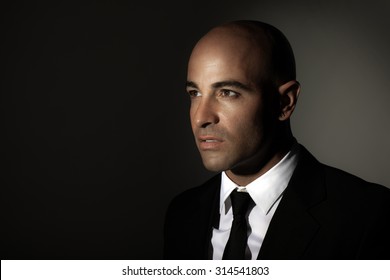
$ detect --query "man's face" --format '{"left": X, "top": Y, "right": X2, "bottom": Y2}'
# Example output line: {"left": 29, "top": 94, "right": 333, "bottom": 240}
{"left": 186, "top": 27, "right": 277, "bottom": 174}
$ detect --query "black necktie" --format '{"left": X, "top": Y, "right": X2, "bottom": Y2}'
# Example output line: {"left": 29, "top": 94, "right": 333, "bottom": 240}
{"left": 222, "top": 189, "right": 253, "bottom": 260}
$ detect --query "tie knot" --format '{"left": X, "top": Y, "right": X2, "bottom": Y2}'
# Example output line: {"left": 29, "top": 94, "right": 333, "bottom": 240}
{"left": 230, "top": 189, "right": 252, "bottom": 217}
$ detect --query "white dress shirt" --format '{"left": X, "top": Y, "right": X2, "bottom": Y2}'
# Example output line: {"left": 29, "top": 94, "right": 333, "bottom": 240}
{"left": 211, "top": 142, "right": 301, "bottom": 259}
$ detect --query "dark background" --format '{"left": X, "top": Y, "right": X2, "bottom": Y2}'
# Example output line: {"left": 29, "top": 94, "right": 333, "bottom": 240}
{"left": 1, "top": 0, "right": 389, "bottom": 259}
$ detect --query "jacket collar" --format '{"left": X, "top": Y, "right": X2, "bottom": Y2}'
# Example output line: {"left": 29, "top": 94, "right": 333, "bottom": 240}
{"left": 257, "top": 145, "right": 327, "bottom": 259}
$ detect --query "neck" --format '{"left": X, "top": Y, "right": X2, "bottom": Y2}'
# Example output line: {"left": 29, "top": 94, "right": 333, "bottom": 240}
{"left": 226, "top": 136, "right": 295, "bottom": 186}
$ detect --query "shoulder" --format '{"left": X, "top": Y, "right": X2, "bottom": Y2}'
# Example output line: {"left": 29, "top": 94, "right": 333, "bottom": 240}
{"left": 164, "top": 174, "right": 221, "bottom": 242}
{"left": 322, "top": 163, "right": 390, "bottom": 208}
{"left": 323, "top": 163, "right": 388, "bottom": 193}
{"left": 298, "top": 144, "right": 390, "bottom": 209}
{"left": 167, "top": 174, "right": 221, "bottom": 212}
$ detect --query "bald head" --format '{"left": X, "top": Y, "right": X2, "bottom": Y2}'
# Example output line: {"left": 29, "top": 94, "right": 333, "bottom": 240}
{"left": 186, "top": 20, "right": 300, "bottom": 181}
{"left": 189, "top": 20, "right": 296, "bottom": 88}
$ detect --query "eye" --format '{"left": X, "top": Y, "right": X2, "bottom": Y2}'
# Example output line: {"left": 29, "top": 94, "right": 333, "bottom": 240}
{"left": 220, "top": 89, "right": 239, "bottom": 97}
{"left": 188, "top": 90, "right": 201, "bottom": 98}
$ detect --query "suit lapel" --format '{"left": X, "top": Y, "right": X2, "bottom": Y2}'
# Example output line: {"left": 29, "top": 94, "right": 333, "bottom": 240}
{"left": 191, "top": 174, "right": 221, "bottom": 259}
{"left": 258, "top": 145, "right": 326, "bottom": 259}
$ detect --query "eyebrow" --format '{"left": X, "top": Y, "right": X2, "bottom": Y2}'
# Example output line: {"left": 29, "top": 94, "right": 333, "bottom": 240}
{"left": 186, "top": 81, "right": 198, "bottom": 89}
{"left": 185, "top": 80, "right": 252, "bottom": 91}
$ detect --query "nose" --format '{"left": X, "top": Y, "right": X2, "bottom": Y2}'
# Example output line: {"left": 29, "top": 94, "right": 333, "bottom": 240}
{"left": 192, "top": 97, "right": 219, "bottom": 128}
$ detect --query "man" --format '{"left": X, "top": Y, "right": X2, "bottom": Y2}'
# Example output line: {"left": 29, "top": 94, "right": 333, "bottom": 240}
{"left": 163, "top": 20, "right": 390, "bottom": 259}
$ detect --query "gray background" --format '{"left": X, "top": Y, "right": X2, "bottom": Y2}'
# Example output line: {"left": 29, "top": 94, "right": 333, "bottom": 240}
{"left": 1, "top": 0, "right": 389, "bottom": 259}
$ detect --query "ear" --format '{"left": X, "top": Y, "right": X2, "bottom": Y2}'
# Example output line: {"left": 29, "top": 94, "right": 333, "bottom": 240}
{"left": 278, "top": 80, "right": 301, "bottom": 121}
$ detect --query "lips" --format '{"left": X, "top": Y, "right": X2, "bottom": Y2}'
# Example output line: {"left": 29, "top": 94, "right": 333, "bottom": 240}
{"left": 198, "top": 135, "right": 224, "bottom": 150}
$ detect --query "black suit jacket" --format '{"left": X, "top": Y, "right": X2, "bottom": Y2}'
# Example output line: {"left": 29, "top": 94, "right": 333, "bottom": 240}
{"left": 164, "top": 145, "right": 390, "bottom": 259}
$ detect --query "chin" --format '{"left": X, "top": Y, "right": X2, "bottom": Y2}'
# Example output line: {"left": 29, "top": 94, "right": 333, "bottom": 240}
{"left": 202, "top": 158, "right": 229, "bottom": 172}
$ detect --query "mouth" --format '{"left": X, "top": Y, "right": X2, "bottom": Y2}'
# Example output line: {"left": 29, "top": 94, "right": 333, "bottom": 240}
{"left": 198, "top": 136, "right": 224, "bottom": 150}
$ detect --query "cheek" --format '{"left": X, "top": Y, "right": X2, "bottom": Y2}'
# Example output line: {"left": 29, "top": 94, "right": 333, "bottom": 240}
{"left": 189, "top": 103, "right": 198, "bottom": 129}
{"left": 225, "top": 107, "right": 265, "bottom": 146}
{"left": 239, "top": 122, "right": 264, "bottom": 150}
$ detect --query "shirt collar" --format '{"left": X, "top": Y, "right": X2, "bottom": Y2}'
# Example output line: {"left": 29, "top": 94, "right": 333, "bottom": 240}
{"left": 220, "top": 142, "right": 301, "bottom": 215}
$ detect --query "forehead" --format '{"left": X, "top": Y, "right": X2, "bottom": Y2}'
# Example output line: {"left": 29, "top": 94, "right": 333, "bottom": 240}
{"left": 187, "top": 26, "right": 270, "bottom": 86}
